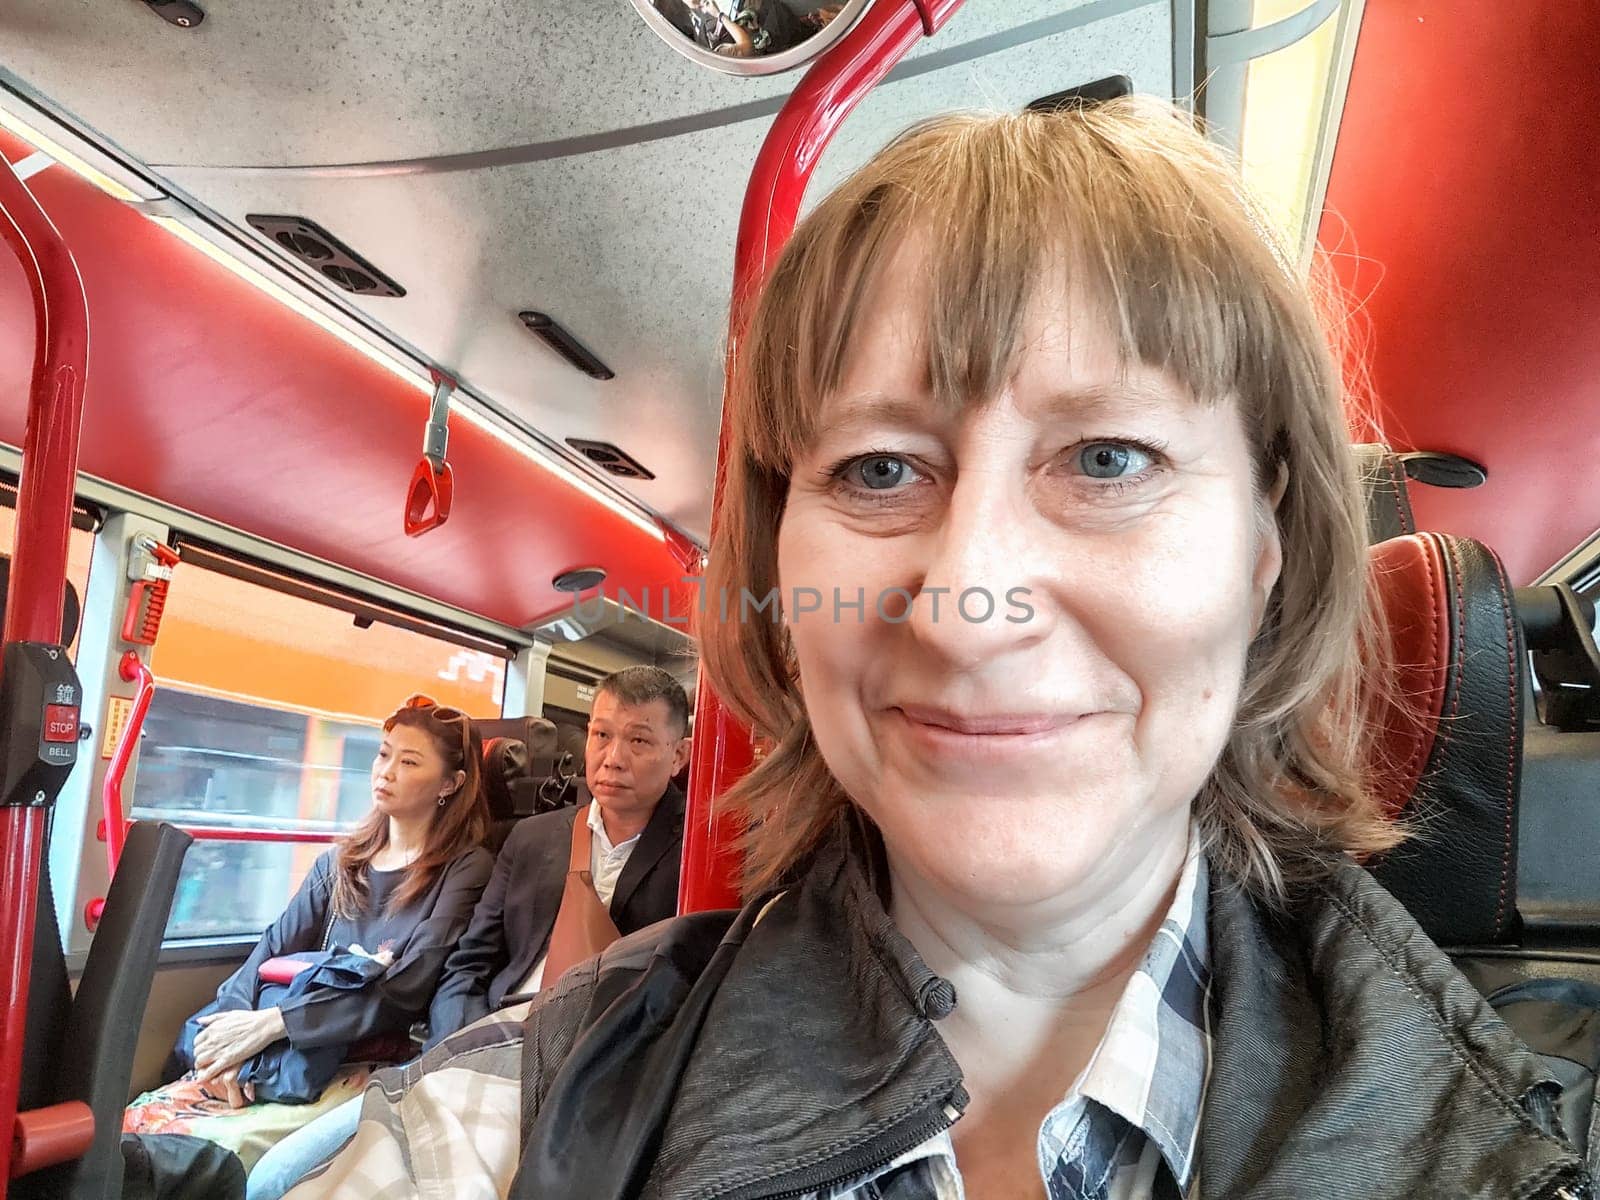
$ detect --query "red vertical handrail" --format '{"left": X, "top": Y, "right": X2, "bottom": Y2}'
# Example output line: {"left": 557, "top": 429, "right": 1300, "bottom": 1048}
{"left": 0, "top": 152, "right": 90, "bottom": 1192}
{"left": 84, "top": 652, "right": 155, "bottom": 932}
{"left": 680, "top": 0, "right": 968, "bottom": 914}
{"left": 100, "top": 652, "right": 152, "bottom": 876}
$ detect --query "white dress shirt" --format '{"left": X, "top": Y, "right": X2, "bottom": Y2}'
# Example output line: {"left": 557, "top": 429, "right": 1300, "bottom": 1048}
{"left": 517, "top": 802, "right": 641, "bottom": 994}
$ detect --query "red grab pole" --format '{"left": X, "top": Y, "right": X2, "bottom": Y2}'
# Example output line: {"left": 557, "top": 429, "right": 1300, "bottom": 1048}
{"left": 679, "top": 0, "right": 968, "bottom": 914}
{"left": 0, "top": 152, "right": 90, "bottom": 1192}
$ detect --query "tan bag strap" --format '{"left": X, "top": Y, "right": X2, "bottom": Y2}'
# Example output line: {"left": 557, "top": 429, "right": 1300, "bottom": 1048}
{"left": 544, "top": 802, "right": 622, "bottom": 985}
{"left": 569, "top": 802, "right": 593, "bottom": 875}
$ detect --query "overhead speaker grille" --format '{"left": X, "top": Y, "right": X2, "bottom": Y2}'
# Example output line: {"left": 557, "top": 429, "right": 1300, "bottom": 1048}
{"left": 518, "top": 311, "right": 615, "bottom": 380}
{"left": 565, "top": 439, "right": 655, "bottom": 481}
{"left": 246, "top": 214, "right": 406, "bottom": 298}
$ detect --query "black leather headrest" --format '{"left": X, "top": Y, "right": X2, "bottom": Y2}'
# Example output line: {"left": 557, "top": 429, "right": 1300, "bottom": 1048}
{"left": 0, "top": 555, "right": 81, "bottom": 647}
{"left": 481, "top": 737, "right": 532, "bottom": 821}
{"left": 1366, "top": 532, "right": 1525, "bottom": 946}
{"left": 1354, "top": 444, "right": 1417, "bottom": 543}
{"left": 555, "top": 723, "right": 586, "bottom": 779}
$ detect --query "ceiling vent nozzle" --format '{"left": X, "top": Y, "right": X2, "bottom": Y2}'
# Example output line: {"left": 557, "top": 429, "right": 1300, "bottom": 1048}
{"left": 1027, "top": 74, "right": 1134, "bottom": 114}
{"left": 565, "top": 438, "right": 656, "bottom": 481}
{"left": 1399, "top": 451, "right": 1488, "bottom": 489}
{"left": 519, "top": 311, "right": 615, "bottom": 381}
{"left": 246, "top": 214, "right": 406, "bottom": 298}
{"left": 142, "top": 0, "right": 205, "bottom": 27}
{"left": 553, "top": 566, "right": 607, "bottom": 592}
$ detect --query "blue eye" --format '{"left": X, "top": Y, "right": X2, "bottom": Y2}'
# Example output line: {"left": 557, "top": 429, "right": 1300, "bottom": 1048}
{"left": 845, "top": 455, "right": 915, "bottom": 491}
{"left": 1077, "top": 443, "right": 1152, "bottom": 479}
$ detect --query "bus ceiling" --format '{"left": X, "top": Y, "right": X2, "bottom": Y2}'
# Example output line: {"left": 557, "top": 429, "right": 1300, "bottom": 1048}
{"left": 0, "top": 2, "right": 1592, "bottom": 597}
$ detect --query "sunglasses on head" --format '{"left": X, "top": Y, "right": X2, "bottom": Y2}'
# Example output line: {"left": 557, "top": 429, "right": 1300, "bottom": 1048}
{"left": 400, "top": 694, "right": 472, "bottom": 755}
{"left": 403, "top": 693, "right": 467, "bottom": 719}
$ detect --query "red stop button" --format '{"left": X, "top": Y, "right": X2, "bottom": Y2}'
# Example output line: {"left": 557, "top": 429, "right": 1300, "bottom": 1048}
{"left": 44, "top": 704, "right": 78, "bottom": 743}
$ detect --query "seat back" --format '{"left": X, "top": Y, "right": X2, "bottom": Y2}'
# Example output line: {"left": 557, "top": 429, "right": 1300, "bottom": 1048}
{"left": 476, "top": 717, "right": 565, "bottom": 852}
{"left": 481, "top": 736, "right": 532, "bottom": 856}
{"left": 16, "top": 821, "right": 192, "bottom": 1200}
{"left": 1366, "top": 532, "right": 1525, "bottom": 946}
{"left": 1354, "top": 443, "right": 1418, "bottom": 543}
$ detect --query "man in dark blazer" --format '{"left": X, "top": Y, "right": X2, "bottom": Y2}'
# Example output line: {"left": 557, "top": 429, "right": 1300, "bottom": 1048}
{"left": 426, "top": 666, "right": 691, "bottom": 1044}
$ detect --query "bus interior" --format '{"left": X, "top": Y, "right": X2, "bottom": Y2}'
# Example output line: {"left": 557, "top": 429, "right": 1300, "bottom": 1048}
{"left": 0, "top": 1, "right": 1598, "bottom": 1195}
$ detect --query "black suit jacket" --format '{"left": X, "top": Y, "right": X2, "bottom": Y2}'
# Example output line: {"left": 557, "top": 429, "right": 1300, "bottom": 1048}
{"left": 426, "top": 784, "right": 685, "bottom": 1043}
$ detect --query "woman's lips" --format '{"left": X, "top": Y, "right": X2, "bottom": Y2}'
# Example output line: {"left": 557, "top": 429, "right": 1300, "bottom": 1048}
{"left": 886, "top": 704, "right": 1090, "bottom": 760}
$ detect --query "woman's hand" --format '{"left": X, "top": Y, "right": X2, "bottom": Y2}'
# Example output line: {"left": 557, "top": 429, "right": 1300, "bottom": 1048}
{"left": 193, "top": 1006, "right": 287, "bottom": 1082}
{"left": 196, "top": 1063, "right": 255, "bottom": 1109}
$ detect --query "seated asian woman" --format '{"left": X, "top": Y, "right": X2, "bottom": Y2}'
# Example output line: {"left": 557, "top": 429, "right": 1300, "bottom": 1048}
{"left": 121, "top": 696, "right": 493, "bottom": 1179}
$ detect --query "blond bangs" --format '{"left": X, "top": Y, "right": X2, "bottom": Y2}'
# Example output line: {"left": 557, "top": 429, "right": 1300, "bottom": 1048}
{"left": 742, "top": 99, "right": 1309, "bottom": 477}
{"left": 706, "top": 98, "right": 1400, "bottom": 897}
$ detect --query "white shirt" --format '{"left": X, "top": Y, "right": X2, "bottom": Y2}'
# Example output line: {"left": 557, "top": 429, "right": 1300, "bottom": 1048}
{"left": 516, "top": 803, "right": 641, "bottom": 994}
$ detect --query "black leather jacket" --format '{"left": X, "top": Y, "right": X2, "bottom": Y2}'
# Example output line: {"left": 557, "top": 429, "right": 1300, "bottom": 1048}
{"left": 506, "top": 822, "right": 1592, "bottom": 1199}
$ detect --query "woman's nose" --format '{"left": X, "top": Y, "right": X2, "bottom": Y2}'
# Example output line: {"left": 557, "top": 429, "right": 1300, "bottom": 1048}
{"left": 904, "top": 470, "right": 1051, "bottom": 668}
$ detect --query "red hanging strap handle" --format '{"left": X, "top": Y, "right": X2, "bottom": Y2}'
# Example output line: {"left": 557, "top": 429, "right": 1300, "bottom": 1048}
{"left": 404, "top": 371, "right": 455, "bottom": 537}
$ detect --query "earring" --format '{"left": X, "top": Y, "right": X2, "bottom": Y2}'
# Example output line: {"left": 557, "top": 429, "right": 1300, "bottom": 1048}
{"left": 437, "top": 793, "right": 449, "bottom": 807}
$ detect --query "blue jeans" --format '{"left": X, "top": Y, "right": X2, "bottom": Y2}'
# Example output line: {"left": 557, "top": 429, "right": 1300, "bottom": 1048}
{"left": 244, "top": 1096, "right": 362, "bottom": 1200}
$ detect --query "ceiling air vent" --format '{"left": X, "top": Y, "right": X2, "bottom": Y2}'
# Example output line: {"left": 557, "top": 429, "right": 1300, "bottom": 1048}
{"left": 141, "top": 0, "right": 205, "bottom": 28}
{"left": 519, "top": 311, "right": 615, "bottom": 381}
{"left": 565, "top": 439, "right": 656, "bottom": 481}
{"left": 1027, "top": 74, "right": 1134, "bottom": 114}
{"left": 553, "top": 566, "right": 607, "bottom": 592}
{"left": 246, "top": 214, "right": 406, "bottom": 298}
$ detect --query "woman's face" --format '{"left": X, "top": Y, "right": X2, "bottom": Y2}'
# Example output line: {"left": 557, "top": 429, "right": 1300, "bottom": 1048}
{"left": 777, "top": 254, "right": 1283, "bottom": 917}
{"left": 370, "top": 723, "right": 456, "bottom": 823}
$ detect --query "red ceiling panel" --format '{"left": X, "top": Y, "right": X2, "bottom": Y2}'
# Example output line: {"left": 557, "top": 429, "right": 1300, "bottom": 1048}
{"left": 1319, "top": 1, "right": 1600, "bottom": 582}
{"left": 0, "top": 136, "right": 685, "bottom": 631}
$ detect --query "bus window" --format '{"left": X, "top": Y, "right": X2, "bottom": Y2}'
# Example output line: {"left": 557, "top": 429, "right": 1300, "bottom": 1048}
{"left": 132, "top": 556, "right": 508, "bottom": 941}
{"left": 0, "top": 505, "right": 95, "bottom": 659}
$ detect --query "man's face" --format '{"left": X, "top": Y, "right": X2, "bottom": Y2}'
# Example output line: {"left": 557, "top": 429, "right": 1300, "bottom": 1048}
{"left": 584, "top": 691, "right": 690, "bottom": 824}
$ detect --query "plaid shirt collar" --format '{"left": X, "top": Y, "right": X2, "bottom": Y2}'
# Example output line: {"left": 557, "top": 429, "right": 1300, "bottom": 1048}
{"left": 1048, "top": 825, "right": 1212, "bottom": 1192}
{"left": 826, "top": 827, "right": 1213, "bottom": 1200}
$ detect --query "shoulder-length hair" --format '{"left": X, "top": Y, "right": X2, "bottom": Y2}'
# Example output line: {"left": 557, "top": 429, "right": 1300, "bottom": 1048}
{"left": 699, "top": 97, "right": 1402, "bottom": 900}
{"left": 330, "top": 699, "right": 486, "bottom": 919}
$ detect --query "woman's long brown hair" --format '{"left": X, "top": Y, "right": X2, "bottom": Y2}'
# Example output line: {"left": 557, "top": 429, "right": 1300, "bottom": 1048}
{"left": 329, "top": 700, "right": 486, "bottom": 920}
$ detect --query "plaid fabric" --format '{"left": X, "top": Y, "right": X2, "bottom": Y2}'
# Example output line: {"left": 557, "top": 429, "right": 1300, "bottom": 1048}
{"left": 282, "top": 1002, "right": 531, "bottom": 1200}
{"left": 819, "top": 832, "right": 1212, "bottom": 1200}
{"left": 287, "top": 840, "right": 1210, "bottom": 1200}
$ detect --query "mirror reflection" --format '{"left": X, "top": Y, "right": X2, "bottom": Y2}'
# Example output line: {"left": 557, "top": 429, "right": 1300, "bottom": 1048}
{"left": 648, "top": 0, "right": 849, "bottom": 59}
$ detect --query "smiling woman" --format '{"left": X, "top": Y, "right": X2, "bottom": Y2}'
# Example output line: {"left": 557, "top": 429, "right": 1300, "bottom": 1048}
{"left": 710, "top": 99, "right": 1391, "bottom": 904}
{"left": 281, "top": 99, "right": 1592, "bottom": 1200}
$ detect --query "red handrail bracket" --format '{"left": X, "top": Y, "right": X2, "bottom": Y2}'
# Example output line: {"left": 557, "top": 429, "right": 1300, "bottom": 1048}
{"left": 10, "top": 1100, "right": 93, "bottom": 1179}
